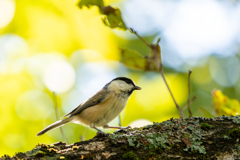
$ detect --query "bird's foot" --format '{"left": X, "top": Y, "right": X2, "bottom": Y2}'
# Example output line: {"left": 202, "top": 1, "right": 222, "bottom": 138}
{"left": 114, "top": 126, "right": 131, "bottom": 134}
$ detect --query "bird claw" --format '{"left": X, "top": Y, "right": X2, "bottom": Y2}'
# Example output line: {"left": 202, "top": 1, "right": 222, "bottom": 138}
{"left": 114, "top": 126, "right": 131, "bottom": 133}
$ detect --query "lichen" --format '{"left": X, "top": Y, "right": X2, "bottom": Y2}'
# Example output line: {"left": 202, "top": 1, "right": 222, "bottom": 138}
{"left": 110, "top": 117, "right": 208, "bottom": 155}
{"left": 122, "top": 151, "right": 138, "bottom": 160}
{"left": 197, "top": 155, "right": 207, "bottom": 160}
{"left": 183, "top": 141, "right": 206, "bottom": 154}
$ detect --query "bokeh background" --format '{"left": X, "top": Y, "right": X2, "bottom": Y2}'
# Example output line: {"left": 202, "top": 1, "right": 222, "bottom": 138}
{"left": 1, "top": 0, "right": 240, "bottom": 156}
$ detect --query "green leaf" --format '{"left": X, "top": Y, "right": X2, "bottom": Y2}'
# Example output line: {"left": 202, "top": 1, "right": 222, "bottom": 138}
{"left": 101, "top": 6, "right": 127, "bottom": 30}
{"left": 120, "top": 49, "right": 146, "bottom": 70}
{"left": 200, "top": 107, "right": 215, "bottom": 118}
{"left": 78, "top": 0, "right": 104, "bottom": 9}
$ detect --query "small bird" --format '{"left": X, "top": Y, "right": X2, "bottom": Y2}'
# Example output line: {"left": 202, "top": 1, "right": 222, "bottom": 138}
{"left": 37, "top": 77, "right": 141, "bottom": 136}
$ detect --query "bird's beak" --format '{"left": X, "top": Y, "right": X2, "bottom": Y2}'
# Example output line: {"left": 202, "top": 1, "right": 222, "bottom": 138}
{"left": 134, "top": 86, "right": 141, "bottom": 90}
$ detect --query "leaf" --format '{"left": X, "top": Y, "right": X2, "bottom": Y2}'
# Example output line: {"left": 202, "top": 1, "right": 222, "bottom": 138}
{"left": 78, "top": 0, "right": 104, "bottom": 9}
{"left": 200, "top": 107, "right": 215, "bottom": 118}
{"left": 101, "top": 6, "right": 127, "bottom": 30}
{"left": 120, "top": 49, "right": 146, "bottom": 70}
{"left": 212, "top": 89, "right": 240, "bottom": 116}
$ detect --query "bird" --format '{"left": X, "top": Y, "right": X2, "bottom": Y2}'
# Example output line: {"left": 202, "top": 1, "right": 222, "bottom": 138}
{"left": 37, "top": 77, "right": 141, "bottom": 136}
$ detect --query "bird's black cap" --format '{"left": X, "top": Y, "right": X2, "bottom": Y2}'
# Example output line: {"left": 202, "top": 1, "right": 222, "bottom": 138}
{"left": 112, "top": 77, "right": 136, "bottom": 86}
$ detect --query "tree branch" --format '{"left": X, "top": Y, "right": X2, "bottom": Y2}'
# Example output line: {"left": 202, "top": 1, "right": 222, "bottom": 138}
{"left": 6, "top": 116, "right": 240, "bottom": 160}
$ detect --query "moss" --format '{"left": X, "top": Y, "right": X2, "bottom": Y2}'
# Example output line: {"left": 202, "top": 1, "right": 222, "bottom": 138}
{"left": 72, "top": 145, "right": 79, "bottom": 150}
{"left": 120, "top": 145, "right": 128, "bottom": 151}
{"left": 200, "top": 123, "right": 211, "bottom": 131}
{"left": 155, "top": 147, "right": 163, "bottom": 154}
{"left": 85, "top": 153, "right": 95, "bottom": 160}
{"left": 59, "top": 156, "right": 66, "bottom": 159}
{"left": 37, "top": 143, "right": 49, "bottom": 148}
{"left": 14, "top": 152, "right": 25, "bottom": 158}
{"left": 197, "top": 155, "right": 207, "bottom": 160}
{"left": 1, "top": 154, "right": 11, "bottom": 159}
{"left": 34, "top": 151, "right": 45, "bottom": 157}
{"left": 146, "top": 151, "right": 156, "bottom": 158}
{"left": 122, "top": 151, "right": 138, "bottom": 160}
{"left": 49, "top": 144, "right": 54, "bottom": 148}
{"left": 229, "top": 128, "right": 240, "bottom": 138}
{"left": 47, "top": 148, "right": 58, "bottom": 156}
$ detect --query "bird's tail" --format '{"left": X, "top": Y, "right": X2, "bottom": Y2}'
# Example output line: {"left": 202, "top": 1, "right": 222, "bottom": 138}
{"left": 37, "top": 117, "right": 72, "bottom": 136}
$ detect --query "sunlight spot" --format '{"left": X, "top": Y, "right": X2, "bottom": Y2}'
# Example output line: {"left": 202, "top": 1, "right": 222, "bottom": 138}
{"left": 43, "top": 61, "right": 76, "bottom": 93}
{"left": 0, "top": 0, "right": 15, "bottom": 28}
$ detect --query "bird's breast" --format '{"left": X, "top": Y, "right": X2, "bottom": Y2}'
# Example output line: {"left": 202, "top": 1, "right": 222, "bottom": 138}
{"left": 74, "top": 93, "right": 129, "bottom": 127}
{"left": 97, "top": 95, "right": 128, "bottom": 126}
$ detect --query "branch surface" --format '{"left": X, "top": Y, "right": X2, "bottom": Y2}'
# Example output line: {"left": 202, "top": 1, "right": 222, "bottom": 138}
{"left": 3, "top": 116, "right": 240, "bottom": 160}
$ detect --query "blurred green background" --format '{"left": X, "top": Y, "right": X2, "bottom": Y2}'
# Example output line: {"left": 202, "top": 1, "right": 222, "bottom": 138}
{"left": 1, "top": 0, "right": 240, "bottom": 156}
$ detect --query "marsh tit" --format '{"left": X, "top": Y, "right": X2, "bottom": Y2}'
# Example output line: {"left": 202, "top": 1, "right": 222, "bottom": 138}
{"left": 37, "top": 77, "right": 141, "bottom": 136}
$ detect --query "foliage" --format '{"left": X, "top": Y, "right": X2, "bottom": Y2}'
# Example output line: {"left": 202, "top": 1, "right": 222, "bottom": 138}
{"left": 213, "top": 90, "right": 240, "bottom": 116}
{"left": 78, "top": 0, "right": 127, "bottom": 30}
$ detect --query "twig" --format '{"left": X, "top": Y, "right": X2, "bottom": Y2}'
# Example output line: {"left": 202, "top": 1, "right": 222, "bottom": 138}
{"left": 183, "top": 96, "right": 197, "bottom": 111}
{"left": 53, "top": 92, "right": 69, "bottom": 144}
{"left": 80, "top": 127, "right": 88, "bottom": 141}
{"left": 130, "top": 28, "right": 184, "bottom": 118}
{"left": 129, "top": 28, "right": 151, "bottom": 47}
{"left": 118, "top": 114, "right": 122, "bottom": 127}
{"left": 187, "top": 70, "right": 193, "bottom": 117}
{"left": 159, "top": 63, "right": 185, "bottom": 118}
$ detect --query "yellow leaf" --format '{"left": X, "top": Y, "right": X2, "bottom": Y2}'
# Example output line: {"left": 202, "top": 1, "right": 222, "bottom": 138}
{"left": 120, "top": 49, "right": 146, "bottom": 70}
{"left": 212, "top": 89, "right": 240, "bottom": 116}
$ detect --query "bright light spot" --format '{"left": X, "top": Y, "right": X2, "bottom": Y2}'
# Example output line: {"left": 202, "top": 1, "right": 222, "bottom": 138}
{"left": 0, "top": 34, "right": 29, "bottom": 59}
{"left": 122, "top": 0, "right": 169, "bottom": 35}
{"left": 0, "top": 0, "right": 15, "bottom": 28}
{"left": 0, "top": 34, "right": 29, "bottom": 73}
{"left": 123, "top": 0, "right": 240, "bottom": 65}
{"left": 15, "top": 90, "right": 54, "bottom": 121}
{"left": 129, "top": 119, "right": 152, "bottom": 128}
{"left": 27, "top": 53, "right": 66, "bottom": 76}
{"left": 4, "top": 134, "right": 26, "bottom": 149}
{"left": 26, "top": 53, "right": 67, "bottom": 90}
{"left": 163, "top": 0, "right": 239, "bottom": 59}
{"left": 43, "top": 61, "right": 76, "bottom": 93}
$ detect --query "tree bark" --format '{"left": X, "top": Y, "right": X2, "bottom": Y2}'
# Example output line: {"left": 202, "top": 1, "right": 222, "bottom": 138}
{"left": 2, "top": 116, "right": 240, "bottom": 160}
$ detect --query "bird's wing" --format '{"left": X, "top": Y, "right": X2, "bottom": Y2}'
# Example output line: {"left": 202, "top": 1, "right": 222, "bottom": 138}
{"left": 61, "top": 88, "right": 109, "bottom": 119}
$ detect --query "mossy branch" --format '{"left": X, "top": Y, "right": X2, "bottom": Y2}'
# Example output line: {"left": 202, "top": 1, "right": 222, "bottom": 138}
{"left": 4, "top": 115, "right": 240, "bottom": 160}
